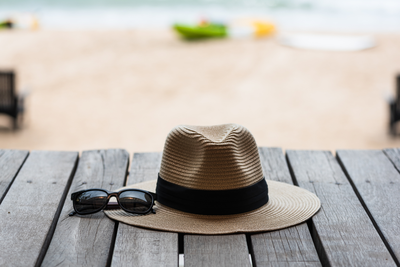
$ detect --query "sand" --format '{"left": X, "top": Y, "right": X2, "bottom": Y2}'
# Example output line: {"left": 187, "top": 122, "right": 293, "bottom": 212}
{"left": 1, "top": 29, "right": 400, "bottom": 154}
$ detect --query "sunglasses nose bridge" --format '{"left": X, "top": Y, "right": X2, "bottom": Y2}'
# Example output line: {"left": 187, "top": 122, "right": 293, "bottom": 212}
{"left": 108, "top": 192, "right": 119, "bottom": 198}
{"left": 107, "top": 192, "right": 120, "bottom": 204}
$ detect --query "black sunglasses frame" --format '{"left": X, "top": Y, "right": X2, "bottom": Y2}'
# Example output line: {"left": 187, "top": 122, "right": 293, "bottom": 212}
{"left": 70, "top": 188, "right": 157, "bottom": 216}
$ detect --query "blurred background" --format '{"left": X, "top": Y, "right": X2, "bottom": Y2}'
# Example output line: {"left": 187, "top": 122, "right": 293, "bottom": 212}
{"left": 1, "top": 0, "right": 400, "bottom": 153}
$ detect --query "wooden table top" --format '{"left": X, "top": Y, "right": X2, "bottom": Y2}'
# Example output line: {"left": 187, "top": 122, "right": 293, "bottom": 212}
{"left": 0, "top": 148, "right": 399, "bottom": 267}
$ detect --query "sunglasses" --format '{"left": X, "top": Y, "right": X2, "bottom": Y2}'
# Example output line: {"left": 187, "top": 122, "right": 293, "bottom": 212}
{"left": 69, "top": 188, "right": 157, "bottom": 216}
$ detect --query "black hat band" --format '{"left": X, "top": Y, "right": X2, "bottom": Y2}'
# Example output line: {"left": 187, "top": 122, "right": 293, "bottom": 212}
{"left": 156, "top": 174, "right": 269, "bottom": 215}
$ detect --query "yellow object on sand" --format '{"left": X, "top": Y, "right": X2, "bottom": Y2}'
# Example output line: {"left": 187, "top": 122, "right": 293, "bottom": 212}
{"left": 228, "top": 19, "right": 276, "bottom": 38}
{"left": 31, "top": 16, "right": 39, "bottom": 30}
{"left": 252, "top": 21, "right": 275, "bottom": 37}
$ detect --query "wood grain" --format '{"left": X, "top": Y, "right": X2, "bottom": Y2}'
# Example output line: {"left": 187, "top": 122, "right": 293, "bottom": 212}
{"left": 383, "top": 148, "right": 400, "bottom": 173}
{"left": 185, "top": 235, "right": 251, "bottom": 267}
{"left": 42, "top": 149, "right": 129, "bottom": 267}
{"left": 112, "top": 226, "right": 178, "bottom": 267}
{"left": 0, "top": 149, "right": 29, "bottom": 204}
{"left": 111, "top": 152, "right": 178, "bottom": 267}
{"left": 286, "top": 150, "right": 396, "bottom": 267}
{"left": 129, "top": 152, "right": 162, "bottom": 184}
{"left": 338, "top": 149, "right": 400, "bottom": 265}
{"left": 0, "top": 150, "right": 78, "bottom": 267}
{"left": 250, "top": 147, "right": 321, "bottom": 267}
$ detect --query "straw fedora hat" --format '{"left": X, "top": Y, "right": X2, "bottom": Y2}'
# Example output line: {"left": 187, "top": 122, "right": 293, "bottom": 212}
{"left": 105, "top": 124, "right": 320, "bottom": 234}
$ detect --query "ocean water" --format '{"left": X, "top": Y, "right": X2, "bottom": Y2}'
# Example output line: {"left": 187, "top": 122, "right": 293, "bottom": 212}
{"left": 1, "top": 0, "right": 400, "bottom": 32}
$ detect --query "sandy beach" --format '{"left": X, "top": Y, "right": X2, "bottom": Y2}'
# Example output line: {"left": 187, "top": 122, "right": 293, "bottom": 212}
{"left": 1, "top": 29, "right": 400, "bottom": 154}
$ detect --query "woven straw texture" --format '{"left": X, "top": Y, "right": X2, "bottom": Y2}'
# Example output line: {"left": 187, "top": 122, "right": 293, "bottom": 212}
{"left": 104, "top": 179, "right": 321, "bottom": 234}
{"left": 105, "top": 124, "right": 320, "bottom": 234}
{"left": 159, "top": 124, "right": 264, "bottom": 190}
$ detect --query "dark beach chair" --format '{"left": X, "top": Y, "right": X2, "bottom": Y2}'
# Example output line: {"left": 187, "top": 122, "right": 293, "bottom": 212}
{"left": 389, "top": 75, "right": 400, "bottom": 135}
{"left": 0, "top": 71, "right": 25, "bottom": 130}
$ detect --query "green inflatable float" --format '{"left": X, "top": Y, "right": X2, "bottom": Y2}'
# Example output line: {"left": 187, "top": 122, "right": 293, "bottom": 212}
{"left": 173, "top": 23, "right": 227, "bottom": 39}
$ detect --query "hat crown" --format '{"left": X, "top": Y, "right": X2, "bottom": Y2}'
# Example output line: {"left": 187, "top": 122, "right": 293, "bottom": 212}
{"left": 159, "top": 124, "right": 264, "bottom": 190}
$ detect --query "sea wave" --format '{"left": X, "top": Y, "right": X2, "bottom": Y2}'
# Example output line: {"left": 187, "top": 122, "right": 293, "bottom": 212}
{"left": 1, "top": 0, "right": 400, "bottom": 31}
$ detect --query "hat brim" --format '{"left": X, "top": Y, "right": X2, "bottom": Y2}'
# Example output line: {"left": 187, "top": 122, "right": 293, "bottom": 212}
{"left": 104, "top": 179, "right": 320, "bottom": 234}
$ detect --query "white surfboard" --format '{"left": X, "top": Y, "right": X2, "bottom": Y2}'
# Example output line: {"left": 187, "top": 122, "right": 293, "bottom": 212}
{"left": 278, "top": 33, "right": 376, "bottom": 51}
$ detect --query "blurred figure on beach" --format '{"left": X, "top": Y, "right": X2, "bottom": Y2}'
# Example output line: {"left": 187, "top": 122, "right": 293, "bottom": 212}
{"left": 0, "top": 15, "right": 39, "bottom": 30}
{"left": 0, "top": 19, "right": 13, "bottom": 29}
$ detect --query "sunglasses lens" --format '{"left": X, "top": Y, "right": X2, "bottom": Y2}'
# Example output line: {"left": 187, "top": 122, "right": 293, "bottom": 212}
{"left": 119, "top": 190, "right": 153, "bottom": 213}
{"left": 74, "top": 190, "right": 108, "bottom": 214}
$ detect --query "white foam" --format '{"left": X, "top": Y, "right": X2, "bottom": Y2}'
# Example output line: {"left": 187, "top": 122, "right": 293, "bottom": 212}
{"left": 1, "top": 2, "right": 400, "bottom": 32}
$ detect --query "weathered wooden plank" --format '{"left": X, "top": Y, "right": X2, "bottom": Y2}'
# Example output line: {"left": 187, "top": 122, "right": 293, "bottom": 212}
{"left": 252, "top": 228, "right": 320, "bottom": 267}
{"left": 0, "top": 150, "right": 78, "bottom": 267}
{"left": 112, "top": 225, "right": 179, "bottom": 267}
{"left": 286, "top": 150, "right": 396, "bottom": 267}
{"left": 42, "top": 149, "right": 129, "bottom": 266}
{"left": 338, "top": 149, "right": 400, "bottom": 265}
{"left": 129, "top": 152, "right": 162, "bottom": 183}
{"left": 0, "top": 149, "right": 29, "bottom": 203}
{"left": 250, "top": 147, "right": 321, "bottom": 267}
{"left": 111, "top": 152, "right": 178, "bottom": 267}
{"left": 383, "top": 148, "right": 400, "bottom": 172}
{"left": 184, "top": 233, "right": 250, "bottom": 267}
{"left": 184, "top": 235, "right": 250, "bottom": 267}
